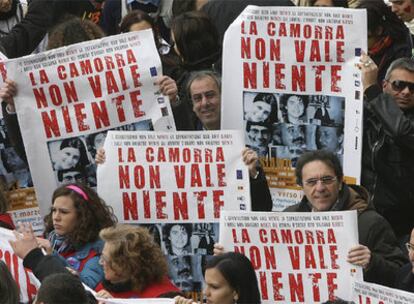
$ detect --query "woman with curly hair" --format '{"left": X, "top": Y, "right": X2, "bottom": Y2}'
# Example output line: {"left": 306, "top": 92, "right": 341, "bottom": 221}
{"left": 95, "top": 224, "right": 180, "bottom": 299}
{"left": 40, "top": 183, "right": 117, "bottom": 289}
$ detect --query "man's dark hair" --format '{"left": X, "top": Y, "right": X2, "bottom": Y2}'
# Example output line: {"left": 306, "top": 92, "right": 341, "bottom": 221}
{"left": 246, "top": 120, "right": 270, "bottom": 132}
{"left": 295, "top": 150, "right": 343, "bottom": 186}
{"left": 36, "top": 273, "right": 89, "bottom": 304}
{"left": 384, "top": 57, "right": 414, "bottom": 81}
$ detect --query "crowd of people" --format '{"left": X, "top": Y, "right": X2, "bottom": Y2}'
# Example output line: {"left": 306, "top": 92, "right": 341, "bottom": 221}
{"left": 0, "top": 0, "right": 413, "bottom": 303}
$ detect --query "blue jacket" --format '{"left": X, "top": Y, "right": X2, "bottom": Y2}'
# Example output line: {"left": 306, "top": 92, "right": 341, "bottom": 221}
{"left": 53, "top": 238, "right": 104, "bottom": 289}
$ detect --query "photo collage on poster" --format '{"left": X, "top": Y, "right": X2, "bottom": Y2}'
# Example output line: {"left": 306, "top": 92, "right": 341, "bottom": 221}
{"left": 0, "top": 117, "right": 32, "bottom": 189}
{"left": 47, "top": 119, "right": 154, "bottom": 188}
{"left": 243, "top": 92, "right": 345, "bottom": 167}
{"left": 141, "top": 222, "right": 219, "bottom": 292}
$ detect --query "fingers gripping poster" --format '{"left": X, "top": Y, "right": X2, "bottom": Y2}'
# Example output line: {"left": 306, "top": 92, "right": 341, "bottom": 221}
{"left": 5, "top": 30, "right": 175, "bottom": 215}
{"left": 221, "top": 6, "right": 366, "bottom": 210}
{"left": 219, "top": 210, "right": 362, "bottom": 303}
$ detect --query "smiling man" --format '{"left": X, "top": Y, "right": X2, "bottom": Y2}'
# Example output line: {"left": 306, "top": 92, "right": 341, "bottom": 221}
{"left": 187, "top": 70, "right": 221, "bottom": 130}
{"left": 359, "top": 56, "right": 414, "bottom": 240}
{"left": 285, "top": 150, "right": 407, "bottom": 287}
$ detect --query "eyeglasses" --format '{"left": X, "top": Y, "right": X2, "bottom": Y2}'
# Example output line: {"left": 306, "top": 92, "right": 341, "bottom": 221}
{"left": 303, "top": 176, "right": 337, "bottom": 187}
{"left": 191, "top": 90, "right": 218, "bottom": 103}
{"left": 389, "top": 80, "right": 414, "bottom": 93}
{"left": 405, "top": 242, "right": 414, "bottom": 252}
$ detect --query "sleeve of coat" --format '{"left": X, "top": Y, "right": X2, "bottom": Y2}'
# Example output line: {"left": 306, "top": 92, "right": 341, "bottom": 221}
{"left": 360, "top": 211, "right": 408, "bottom": 287}
{"left": 250, "top": 166, "right": 273, "bottom": 211}
{"left": 0, "top": 0, "right": 54, "bottom": 58}
{"left": 23, "top": 248, "right": 69, "bottom": 282}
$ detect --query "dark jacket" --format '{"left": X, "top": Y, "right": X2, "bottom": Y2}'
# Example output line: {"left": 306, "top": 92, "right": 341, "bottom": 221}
{"left": 0, "top": 0, "right": 101, "bottom": 58}
{"left": 285, "top": 184, "right": 407, "bottom": 287}
{"left": 361, "top": 85, "right": 414, "bottom": 237}
{"left": 394, "top": 263, "right": 414, "bottom": 293}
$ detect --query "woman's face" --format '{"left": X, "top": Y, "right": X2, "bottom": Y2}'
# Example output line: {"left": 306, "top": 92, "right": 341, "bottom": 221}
{"left": 100, "top": 242, "right": 128, "bottom": 283}
{"left": 250, "top": 101, "right": 271, "bottom": 122}
{"left": 170, "top": 31, "right": 181, "bottom": 57}
{"left": 52, "top": 196, "right": 77, "bottom": 236}
{"left": 286, "top": 96, "right": 305, "bottom": 120}
{"left": 129, "top": 20, "right": 152, "bottom": 32}
{"left": 169, "top": 225, "right": 188, "bottom": 250}
{"left": 204, "top": 267, "right": 238, "bottom": 304}
{"left": 58, "top": 147, "right": 80, "bottom": 169}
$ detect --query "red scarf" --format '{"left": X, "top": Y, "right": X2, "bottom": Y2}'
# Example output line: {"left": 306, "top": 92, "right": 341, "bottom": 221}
{"left": 0, "top": 213, "right": 15, "bottom": 229}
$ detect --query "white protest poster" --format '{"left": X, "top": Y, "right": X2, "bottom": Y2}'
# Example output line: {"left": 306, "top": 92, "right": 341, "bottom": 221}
{"left": 0, "top": 228, "right": 40, "bottom": 303}
{"left": 98, "top": 130, "right": 250, "bottom": 296}
{"left": 5, "top": 29, "right": 175, "bottom": 215}
{"left": 353, "top": 280, "right": 414, "bottom": 304}
{"left": 221, "top": 6, "right": 366, "bottom": 210}
{"left": 219, "top": 210, "right": 362, "bottom": 303}
{"left": 98, "top": 130, "right": 250, "bottom": 223}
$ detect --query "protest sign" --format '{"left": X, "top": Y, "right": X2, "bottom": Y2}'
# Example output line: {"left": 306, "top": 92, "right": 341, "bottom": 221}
{"left": 5, "top": 30, "right": 175, "bottom": 215}
{"left": 98, "top": 130, "right": 250, "bottom": 223}
{"left": 0, "top": 227, "right": 40, "bottom": 303}
{"left": 219, "top": 210, "right": 362, "bottom": 303}
{"left": 353, "top": 280, "right": 414, "bottom": 304}
{"left": 98, "top": 130, "right": 250, "bottom": 292}
{"left": 221, "top": 6, "right": 366, "bottom": 210}
{"left": 0, "top": 51, "right": 6, "bottom": 86}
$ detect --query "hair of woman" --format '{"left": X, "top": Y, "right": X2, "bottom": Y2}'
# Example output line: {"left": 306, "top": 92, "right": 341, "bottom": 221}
{"left": 162, "top": 223, "right": 192, "bottom": 255}
{"left": 205, "top": 252, "right": 261, "bottom": 303}
{"left": 99, "top": 224, "right": 168, "bottom": 291}
{"left": 44, "top": 183, "right": 117, "bottom": 246}
{"left": 0, "top": 260, "right": 19, "bottom": 304}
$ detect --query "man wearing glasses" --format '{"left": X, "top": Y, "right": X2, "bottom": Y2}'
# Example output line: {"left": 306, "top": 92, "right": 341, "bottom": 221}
{"left": 285, "top": 150, "right": 407, "bottom": 287}
{"left": 395, "top": 229, "right": 414, "bottom": 292}
{"left": 359, "top": 56, "right": 414, "bottom": 242}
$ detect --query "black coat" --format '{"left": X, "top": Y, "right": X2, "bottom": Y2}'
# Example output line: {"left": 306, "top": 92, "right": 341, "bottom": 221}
{"left": 361, "top": 85, "right": 414, "bottom": 237}
{"left": 285, "top": 184, "right": 408, "bottom": 287}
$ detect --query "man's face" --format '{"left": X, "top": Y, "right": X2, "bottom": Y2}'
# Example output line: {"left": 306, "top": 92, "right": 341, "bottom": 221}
{"left": 301, "top": 160, "right": 341, "bottom": 211}
{"left": 316, "top": 126, "right": 342, "bottom": 152}
{"left": 169, "top": 256, "right": 193, "bottom": 291}
{"left": 390, "top": 0, "right": 414, "bottom": 22}
{"left": 247, "top": 125, "right": 270, "bottom": 147}
{"left": 191, "top": 76, "right": 221, "bottom": 130}
{"left": 281, "top": 124, "right": 305, "bottom": 147}
{"left": 383, "top": 68, "right": 414, "bottom": 111}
